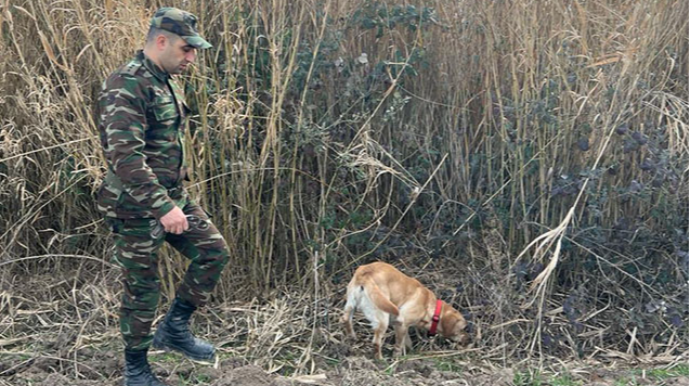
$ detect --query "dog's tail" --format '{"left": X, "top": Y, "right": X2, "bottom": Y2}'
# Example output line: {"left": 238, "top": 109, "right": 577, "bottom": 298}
{"left": 361, "top": 277, "right": 399, "bottom": 316}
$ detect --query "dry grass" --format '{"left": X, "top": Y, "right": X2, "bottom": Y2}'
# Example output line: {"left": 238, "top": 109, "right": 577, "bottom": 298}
{"left": 0, "top": 0, "right": 687, "bottom": 376}
{"left": 0, "top": 265, "right": 686, "bottom": 384}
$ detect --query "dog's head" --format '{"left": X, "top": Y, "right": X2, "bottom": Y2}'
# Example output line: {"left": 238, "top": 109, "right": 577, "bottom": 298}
{"left": 439, "top": 302, "right": 470, "bottom": 345}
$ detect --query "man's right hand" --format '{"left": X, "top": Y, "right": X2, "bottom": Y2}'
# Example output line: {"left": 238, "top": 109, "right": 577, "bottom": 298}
{"left": 159, "top": 206, "right": 189, "bottom": 234}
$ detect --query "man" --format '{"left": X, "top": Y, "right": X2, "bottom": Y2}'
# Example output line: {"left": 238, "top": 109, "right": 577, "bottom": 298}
{"left": 96, "top": 7, "right": 229, "bottom": 386}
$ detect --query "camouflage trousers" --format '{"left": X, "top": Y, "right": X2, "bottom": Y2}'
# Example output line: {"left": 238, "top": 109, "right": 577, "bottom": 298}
{"left": 106, "top": 202, "right": 229, "bottom": 351}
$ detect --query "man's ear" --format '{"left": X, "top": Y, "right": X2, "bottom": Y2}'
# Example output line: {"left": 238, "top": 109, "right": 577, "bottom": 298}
{"left": 156, "top": 34, "right": 168, "bottom": 50}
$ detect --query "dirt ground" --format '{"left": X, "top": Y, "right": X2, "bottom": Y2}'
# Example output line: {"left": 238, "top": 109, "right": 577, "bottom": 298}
{"left": 1, "top": 268, "right": 687, "bottom": 386}
{"left": 2, "top": 340, "right": 687, "bottom": 386}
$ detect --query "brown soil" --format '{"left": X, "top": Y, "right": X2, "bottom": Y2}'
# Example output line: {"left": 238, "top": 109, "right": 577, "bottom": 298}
{"left": 3, "top": 348, "right": 687, "bottom": 386}
{"left": 662, "top": 377, "right": 690, "bottom": 386}
{"left": 1, "top": 266, "right": 686, "bottom": 386}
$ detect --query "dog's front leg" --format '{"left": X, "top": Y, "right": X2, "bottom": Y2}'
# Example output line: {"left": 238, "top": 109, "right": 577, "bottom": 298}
{"left": 393, "top": 321, "right": 409, "bottom": 358}
{"left": 404, "top": 330, "right": 413, "bottom": 350}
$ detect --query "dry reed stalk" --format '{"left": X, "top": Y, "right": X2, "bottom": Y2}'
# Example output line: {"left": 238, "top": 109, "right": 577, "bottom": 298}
{"left": 0, "top": 0, "right": 686, "bottom": 367}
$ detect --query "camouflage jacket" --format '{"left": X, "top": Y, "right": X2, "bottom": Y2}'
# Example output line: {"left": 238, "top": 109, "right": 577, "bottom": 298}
{"left": 96, "top": 50, "right": 190, "bottom": 220}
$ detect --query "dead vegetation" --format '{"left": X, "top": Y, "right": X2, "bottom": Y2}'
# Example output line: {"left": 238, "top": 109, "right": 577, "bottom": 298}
{"left": 0, "top": 260, "right": 687, "bottom": 385}
{"left": 0, "top": 0, "right": 687, "bottom": 384}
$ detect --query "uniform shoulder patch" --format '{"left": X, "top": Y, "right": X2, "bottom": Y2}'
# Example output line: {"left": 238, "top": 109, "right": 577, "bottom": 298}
{"left": 120, "top": 60, "right": 143, "bottom": 76}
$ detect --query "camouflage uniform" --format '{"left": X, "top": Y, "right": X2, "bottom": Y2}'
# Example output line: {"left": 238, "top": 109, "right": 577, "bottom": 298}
{"left": 96, "top": 8, "right": 228, "bottom": 351}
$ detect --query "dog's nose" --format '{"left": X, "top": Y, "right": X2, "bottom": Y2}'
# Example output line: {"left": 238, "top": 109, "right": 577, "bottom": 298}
{"left": 455, "top": 332, "right": 470, "bottom": 345}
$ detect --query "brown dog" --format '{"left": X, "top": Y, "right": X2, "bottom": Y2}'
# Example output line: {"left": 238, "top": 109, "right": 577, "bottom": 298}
{"left": 341, "top": 262, "right": 469, "bottom": 359}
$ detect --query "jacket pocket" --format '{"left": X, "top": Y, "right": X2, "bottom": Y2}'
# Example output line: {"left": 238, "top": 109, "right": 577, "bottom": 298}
{"left": 152, "top": 96, "right": 178, "bottom": 122}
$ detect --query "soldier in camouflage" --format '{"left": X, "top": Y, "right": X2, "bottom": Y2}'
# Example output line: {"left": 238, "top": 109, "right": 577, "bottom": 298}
{"left": 96, "top": 7, "right": 228, "bottom": 386}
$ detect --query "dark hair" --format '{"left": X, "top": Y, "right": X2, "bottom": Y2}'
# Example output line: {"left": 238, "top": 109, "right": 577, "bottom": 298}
{"left": 145, "top": 27, "right": 179, "bottom": 44}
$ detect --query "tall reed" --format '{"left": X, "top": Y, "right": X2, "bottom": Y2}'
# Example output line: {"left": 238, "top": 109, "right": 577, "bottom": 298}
{"left": 0, "top": 0, "right": 687, "bottom": 357}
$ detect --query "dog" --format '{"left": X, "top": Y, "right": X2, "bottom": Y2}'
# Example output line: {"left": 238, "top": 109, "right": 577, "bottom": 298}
{"left": 340, "top": 262, "right": 469, "bottom": 359}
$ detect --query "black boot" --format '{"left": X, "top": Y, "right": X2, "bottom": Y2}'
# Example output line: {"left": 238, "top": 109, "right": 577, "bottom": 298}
{"left": 124, "top": 349, "right": 167, "bottom": 386}
{"left": 152, "top": 297, "right": 216, "bottom": 364}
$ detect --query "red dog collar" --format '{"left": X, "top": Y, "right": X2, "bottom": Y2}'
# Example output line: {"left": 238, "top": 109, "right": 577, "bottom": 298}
{"left": 428, "top": 299, "right": 443, "bottom": 336}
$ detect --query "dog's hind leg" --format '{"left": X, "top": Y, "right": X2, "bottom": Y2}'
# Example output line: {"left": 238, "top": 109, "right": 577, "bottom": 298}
{"left": 371, "top": 310, "right": 389, "bottom": 360}
{"left": 341, "top": 306, "right": 356, "bottom": 340}
{"left": 341, "top": 289, "right": 358, "bottom": 340}
{"left": 358, "top": 286, "right": 389, "bottom": 359}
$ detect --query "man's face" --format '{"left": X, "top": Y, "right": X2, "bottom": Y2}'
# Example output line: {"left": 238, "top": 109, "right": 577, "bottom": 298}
{"left": 160, "top": 35, "right": 197, "bottom": 75}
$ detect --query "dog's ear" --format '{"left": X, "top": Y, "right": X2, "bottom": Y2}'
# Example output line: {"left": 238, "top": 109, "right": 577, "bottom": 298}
{"left": 441, "top": 309, "right": 469, "bottom": 337}
{"left": 440, "top": 313, "right": 460, "bottom": 337}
